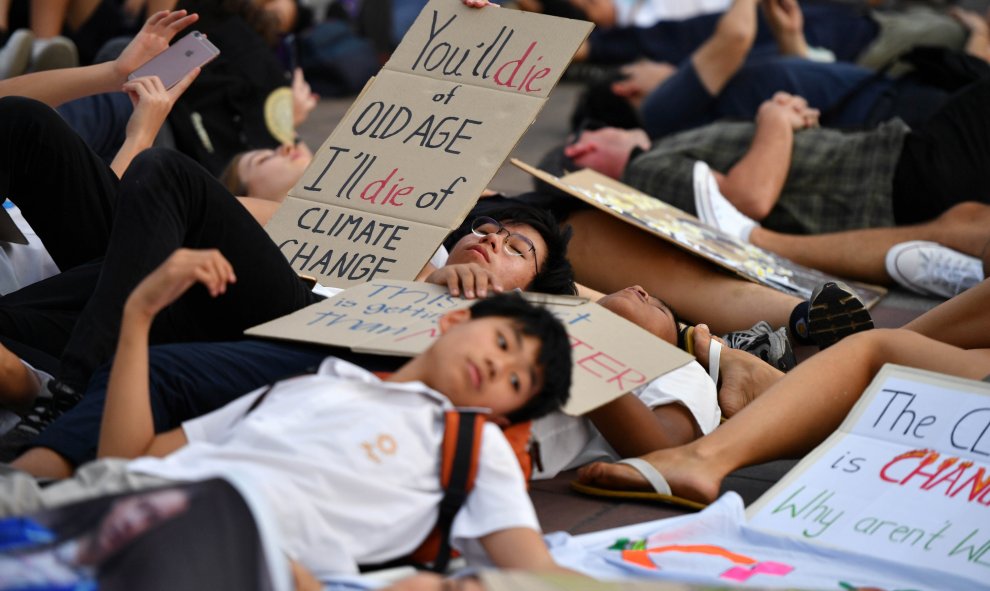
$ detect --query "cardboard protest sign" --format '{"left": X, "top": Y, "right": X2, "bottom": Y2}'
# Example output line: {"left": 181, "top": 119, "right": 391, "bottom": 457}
{"left": 265, "top": 0, "right": 592, "bottom": 288}
{"left": 746, "top": 365, "right": 990, "bottom": 587}
{"left": 247, "top": 279, "right": 692, "bottom": 415}
{"left": 514, "top": 160, "right": 887, "bottom": 306}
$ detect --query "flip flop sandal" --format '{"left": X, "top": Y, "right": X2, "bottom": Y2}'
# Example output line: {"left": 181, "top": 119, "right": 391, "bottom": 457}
{"left": 679, "top": 325, "right": 720, "bottom": 386}
{"left": 571, "top": 458, "right": 708, "bottom": 511}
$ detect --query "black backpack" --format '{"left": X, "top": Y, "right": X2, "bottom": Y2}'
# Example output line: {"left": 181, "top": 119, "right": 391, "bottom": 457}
{"left": 168, "top": 5, "right": 289, "bottom": 176}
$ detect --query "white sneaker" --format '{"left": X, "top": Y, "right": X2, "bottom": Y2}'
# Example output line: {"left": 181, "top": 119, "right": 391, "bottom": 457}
{"left": 692, "top": 160, "right": 758, "bottom": 242}
{"left": 29, "top": 36, "right": 78, "bottom": 72}
{"left": 0, "top": 29, "right": 34, "bottom": 79}
{"left": 885, "top": 241, "right": 984, "bottom": 299}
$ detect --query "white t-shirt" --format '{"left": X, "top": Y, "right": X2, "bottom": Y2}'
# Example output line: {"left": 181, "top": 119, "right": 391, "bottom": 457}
{"left": 128, "top": 357, "right": 538, "bottom": 578}
{"left": 531, "top": 361, "right": 719, "bottom": 479}
{"left": 613, "top": 0, "right": 731, "bottom": 27}
{"left": 0, "top": 203, "right": 59, "bottom": 294}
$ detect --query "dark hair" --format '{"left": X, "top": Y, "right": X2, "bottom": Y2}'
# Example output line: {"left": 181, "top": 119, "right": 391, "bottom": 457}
{"left": 469, "top": 293, "right": 571, "bottom": 422}
{"left": 219, "top": 152, "right": 249, "bottom": 196}
{"left": 570, "top": 80, "right": 642, "bottom": 132}
{"left": 448, "top": 200, "right": 577, "bottom": 296}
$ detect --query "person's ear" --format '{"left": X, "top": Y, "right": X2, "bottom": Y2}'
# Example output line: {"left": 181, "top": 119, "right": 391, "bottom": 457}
{"left": 437, "top": 308, "right": 471, "bottom": 334}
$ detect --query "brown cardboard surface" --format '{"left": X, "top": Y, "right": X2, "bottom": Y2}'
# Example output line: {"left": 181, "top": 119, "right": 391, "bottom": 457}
{"left": 386, "top": 0, "right": 592, "bottom": 98}
{"left": 289, "top": 69, "right": 544, "bottom": 227}
{"left": 247, "top": 279, "right": 692, "bottom": 415}
{"left": 514, "top": 160, "right": 887, "bottom": 306}
{"left": 264, "top": 0, "right": 590, "bottom": 290}
{"left": 264, "top": 196, "right": 451, "bottom": 286}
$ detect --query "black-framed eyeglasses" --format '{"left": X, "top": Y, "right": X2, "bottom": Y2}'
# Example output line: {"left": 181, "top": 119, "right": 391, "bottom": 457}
{"left": 470, "top": 216, "right": 539, "bottom": 274}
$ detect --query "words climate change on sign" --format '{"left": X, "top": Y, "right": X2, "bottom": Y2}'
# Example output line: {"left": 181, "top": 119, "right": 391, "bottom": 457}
{"left": 264, "top": 0, "right": 591, "bottom": 289}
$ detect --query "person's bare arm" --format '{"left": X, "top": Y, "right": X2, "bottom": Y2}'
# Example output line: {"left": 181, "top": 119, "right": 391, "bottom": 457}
{"left": 98, "top": 249, "right": 236, "bottom": 459}
{"left": 951, "top": 7, "right": 990, "bottom": 63}
{"left": 0, "top": 10, "right": 197, "bottom": 107}
{"left": 904, "top": 278, "right": 990, "bottom": 349}
{"left": 110, "top": 68, "right": 199, "bottom": 177}
{"left": 714, "top": 92, "right": 818, "bottom": 219}
{"left": 690, "top": 0, "right": 759, "bottom": 95}
{"left": 480, "top": 528, "right": 582, "bottom": 575}
{"left": 760, "top": 0, "right": 808, "bottom": 57}
{"left": 587, "top": 393, "right": 701, "bottom": 457}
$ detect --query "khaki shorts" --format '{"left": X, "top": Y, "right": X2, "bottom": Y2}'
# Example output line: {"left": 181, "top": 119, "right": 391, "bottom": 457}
{"left": 857, "top": 7, "right": 967, "bottom": 75}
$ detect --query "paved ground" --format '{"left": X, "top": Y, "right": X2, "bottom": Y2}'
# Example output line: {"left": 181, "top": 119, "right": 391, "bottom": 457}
{"left": 301, "top": 80, "right": 943, "bottom": 534}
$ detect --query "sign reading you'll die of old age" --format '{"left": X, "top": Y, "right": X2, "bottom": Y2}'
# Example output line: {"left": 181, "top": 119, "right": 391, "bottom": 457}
{"left": 265, "top": 0, "right": 592, "bottom": 289}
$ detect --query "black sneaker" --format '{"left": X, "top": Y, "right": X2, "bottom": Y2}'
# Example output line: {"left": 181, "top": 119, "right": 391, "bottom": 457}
{"left": 0, "top": 380, "right": 81, "bottom": 462}
{"left": 807, "top": 281, "right": 874, "bottom": 350}
{"left": 722, "top": 321, "right": 797, "bottom": 371}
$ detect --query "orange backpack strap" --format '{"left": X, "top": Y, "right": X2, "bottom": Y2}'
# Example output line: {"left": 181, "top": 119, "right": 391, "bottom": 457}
{"left": 407, "top": 410, "right": 485, "bottom": 572}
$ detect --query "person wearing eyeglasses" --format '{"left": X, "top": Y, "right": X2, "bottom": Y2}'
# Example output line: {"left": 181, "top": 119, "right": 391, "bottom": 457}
{"left": 5, "top": 199, "right": 577, "bottom": 479}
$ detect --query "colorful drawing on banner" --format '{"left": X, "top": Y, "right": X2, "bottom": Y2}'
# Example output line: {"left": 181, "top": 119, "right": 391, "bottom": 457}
{"left": 747, "top": 365, "right": 990, "bottom": 586}
{"left": 247, "top": 279, "right": 692, "bottom": 415}
{"left": 607, "top": 538, "right": 795, "bottom": 582}
{"left": 265, "top": 0, "right": 591, "bottom": 288}
{"left": 512, "top": 159, "right": 886, "bottom": 306}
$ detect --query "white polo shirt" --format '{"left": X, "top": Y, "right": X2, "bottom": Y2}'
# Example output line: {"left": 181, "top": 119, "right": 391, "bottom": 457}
{"left": 128, "top": 357, "right": 538, "bottom": 578}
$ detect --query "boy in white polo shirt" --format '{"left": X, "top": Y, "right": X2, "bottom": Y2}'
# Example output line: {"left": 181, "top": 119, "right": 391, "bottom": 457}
{"left": 0, "top": 249, "right": 574, "bottom": 581}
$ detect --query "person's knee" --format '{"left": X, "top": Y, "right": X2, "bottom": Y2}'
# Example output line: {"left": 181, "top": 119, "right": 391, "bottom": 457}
{"left": 11, "top": 446, "right": 74, "bottom": 479}
{"left": 938, "top": 201, "right": 988, "bottom": 222}
{"left": 0, "top": 96, "right": 62, "bottom": 139}
{"left": 122, "top": 147, "right": 185, "bottom": 180}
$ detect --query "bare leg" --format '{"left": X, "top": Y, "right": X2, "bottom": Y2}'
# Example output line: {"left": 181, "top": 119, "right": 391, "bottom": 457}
{"left": 0, "top": 0, "right": 10, "bottom": 31}
{"left": 567, "top": 209, "right": 802, "bottom": 333}
{"left": 903, "top": 278, "right": 990, "bottom": 349}
{"left": 29, "top": 0, "right": 69, "bottom": 37}
{"left": 0, "top": 343, "right": 40, "bottom": 412}
{"left": 577, "top": 328, "right": 990, "bottom": 503}
{"left": 146, "top": 0, "right": 178, "bottom": 13}
{"left": 691, "top": 0, "right": 758, "bottom": 94}
{"left": 30, "top": 0, "right": 100, "bottom": 36}
{"left": 749, "top": 202, "right": 990, "bottom": 284}
{"left": 10, "top": 447, "right": 73, "bottom": 479}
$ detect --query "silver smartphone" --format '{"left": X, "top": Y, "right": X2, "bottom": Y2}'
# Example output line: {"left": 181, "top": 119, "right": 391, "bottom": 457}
{"left": 128, "top": 31, "right": 220, "bottom": 89}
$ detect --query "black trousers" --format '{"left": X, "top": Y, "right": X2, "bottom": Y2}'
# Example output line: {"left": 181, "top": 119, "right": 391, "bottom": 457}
{"left": 0, "top": 97, "right": 319, "bottom": 390}
{"left": 892, "top": 76, "right": 990, "bottom": 225}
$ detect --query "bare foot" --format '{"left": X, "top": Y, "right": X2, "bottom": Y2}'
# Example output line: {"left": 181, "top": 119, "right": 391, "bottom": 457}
{"left": 691, "top": 324, "right": 783, "bottom": 418}
{"left": 0, "top": 343, "right": 41, "bottom": 413}
{"left": 577, "top": 448, "right": 722, "bottom": 504}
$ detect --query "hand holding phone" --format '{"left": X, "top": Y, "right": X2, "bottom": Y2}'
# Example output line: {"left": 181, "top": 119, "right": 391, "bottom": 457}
{"left": 128, "top": 30, "right": 219, "bottom": 89}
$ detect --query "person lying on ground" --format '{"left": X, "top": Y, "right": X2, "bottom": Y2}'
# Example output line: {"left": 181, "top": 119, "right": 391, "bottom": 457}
{"left": 576, "top": 278, "right": 990, "bottom": 504}
{"left": 0, "top": 248, "right": 579, "bottom": 581}
{"left": 571, "top": 0, "right": 989, "bottom": 139}
{"left": 564, "top": 81, "right": 990, "bottom": 238}
{"left": 531, "top": 284, "right": 786, "bottom": 480}
{"left": 695, "top": 170, "right": 990, "bottom": 298}
{"left": 0, "top": 10, "right": 200, "bottom": 295}
{"left": 573, "top": 0, "right": 970, "bottom": 71}
{"left": 4, "top": 201, "right": 575, "bottom": 477}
